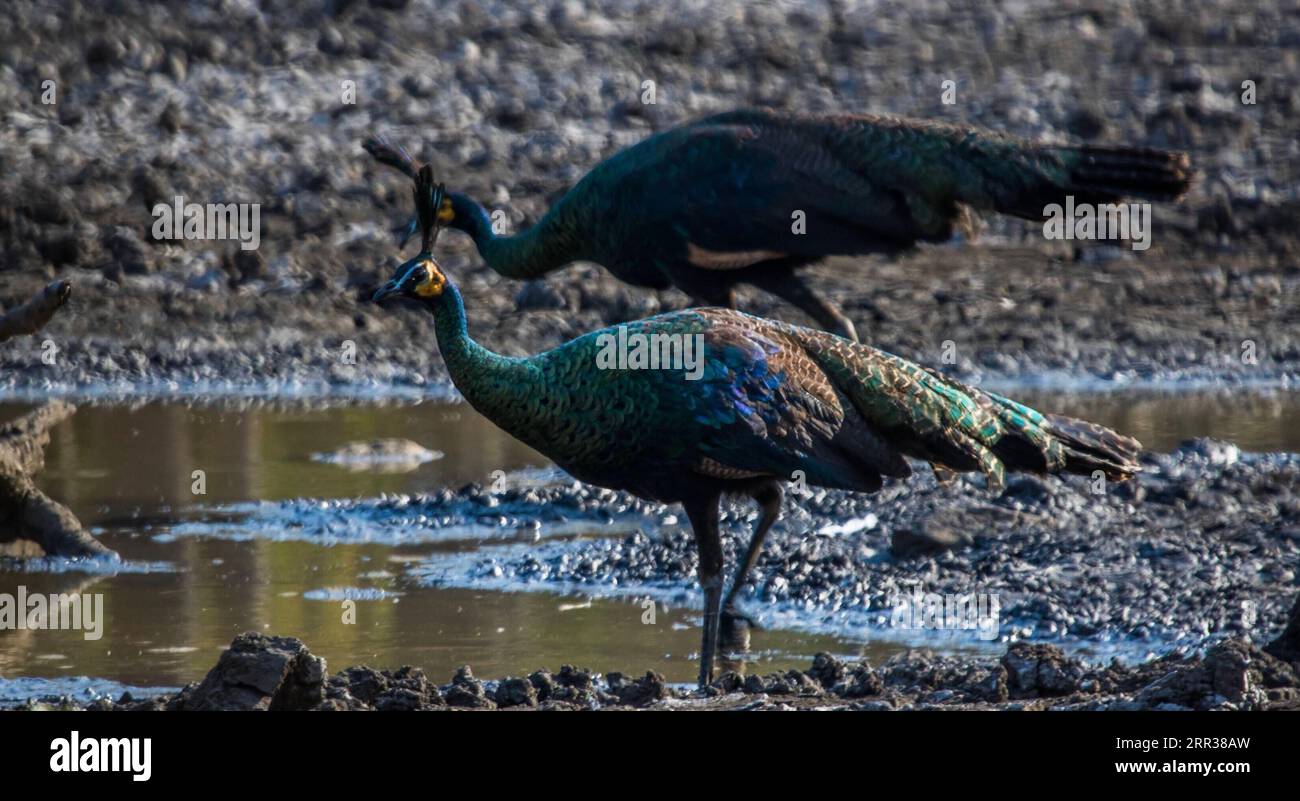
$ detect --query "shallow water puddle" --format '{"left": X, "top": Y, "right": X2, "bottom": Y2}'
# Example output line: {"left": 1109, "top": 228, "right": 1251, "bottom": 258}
{"left": 1, "top": 389, "right": 1297, "bottom": 692}
{"left": 0, "top": 535, "right": 866, "bottom": 691}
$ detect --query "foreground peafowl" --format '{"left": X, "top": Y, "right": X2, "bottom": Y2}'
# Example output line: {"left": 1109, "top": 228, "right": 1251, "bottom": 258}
{"left": 373, "top": 165, "right": 1142, "bottom": 689}
{"left": 366, "top": 107, "right": 1192, "bottom": 340}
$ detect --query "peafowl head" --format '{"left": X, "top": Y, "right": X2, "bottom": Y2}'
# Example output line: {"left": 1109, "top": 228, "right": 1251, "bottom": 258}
{"left": 374, "top": 166, "right": 451, "bottom": 302}
{"left": 372, "top": 254, "right": 447, "bottom": 302}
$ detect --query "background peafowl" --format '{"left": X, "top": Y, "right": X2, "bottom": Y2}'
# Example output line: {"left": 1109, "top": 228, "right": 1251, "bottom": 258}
{"left": 366, "top": 107, "right": 1192, "bottom": 340}
{"left": 371, "top": 163, "right": 1142, "bottom": 689}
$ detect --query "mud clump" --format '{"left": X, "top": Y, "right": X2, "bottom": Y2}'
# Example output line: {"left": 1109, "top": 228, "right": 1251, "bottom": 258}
{"left": 444, "top": 665, "right": 497, "bottom": 709}
{"left": 177, "top": 633, "right": 327, "bottom": 711}
{"left": 606, "top": 671, "right": 670, "bottom": 707}
{"left": 493, "top": 677, "right": 538, "bottom": 708}
{"left": 322, "top": 665, "right": 445, "bottom": 711}
{"left": 1003, "top": 643, "right": 1087, "bottom": 698}
{"left": 32, "top": 633, "right": 1297, "bottom": 711}
{"left": 1265, "top": 594, "right": 1300, "bottom": 664}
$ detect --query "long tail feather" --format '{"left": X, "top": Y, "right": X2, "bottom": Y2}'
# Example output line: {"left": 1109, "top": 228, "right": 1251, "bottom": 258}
{"left": 803, "top": 336, "right": 1142, "bottom": 492}
{"left": 1056, "top": 143, "right": 1193, "bottom": 203}
{"left": 1040, "top": 411, "right": 1142, "bottom": 480}
{"left": 795, "top": 335, "right": 1144, "bottom": 491}
{"left": 979, "top": 390, "right": 1141, "bottom": 481}
{"left": 363, "top": 134, "right": 418, "bottom": 178}
{"left": 412, "top": 165, "right": 447, "bottom": 252}
{"left": 994, "top": 143, "right": 1193, "bottom": 219}
{"left": 364, "top": 134, "right": 422, "bottom": 248}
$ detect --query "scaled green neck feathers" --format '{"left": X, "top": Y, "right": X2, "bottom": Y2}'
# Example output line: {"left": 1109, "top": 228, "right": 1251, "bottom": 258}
{"left": 425, "top": 281, "right": 541, "bottom": 422}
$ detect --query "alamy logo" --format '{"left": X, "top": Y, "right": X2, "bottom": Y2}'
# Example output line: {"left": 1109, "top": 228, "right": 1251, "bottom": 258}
{"left": 889, "top": 590, "right": 1000, "bottom": 641}
{"left": 0, "top": 586, "right": 103, "bottom": 640}
{"left": 595, "top": 324, "right": 705, "bottom": 380}
{"left": 50, "top": 731, "right": 151, "bottom": 782}
{"left": 1043, "top": 196, "right": 1151, "bottom": 251}
{"left": 152, "top": 195, "right": 261, "bottom": 250}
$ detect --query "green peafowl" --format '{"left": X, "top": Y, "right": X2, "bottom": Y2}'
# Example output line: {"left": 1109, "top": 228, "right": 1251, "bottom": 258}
{"left": 373, "top": 164, "right": 1142, "bottom": 689}
{"left": 366, "top": 107, "right": 1192, "bottom": 341}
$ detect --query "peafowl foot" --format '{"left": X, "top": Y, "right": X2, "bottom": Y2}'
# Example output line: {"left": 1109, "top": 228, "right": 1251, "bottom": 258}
{"left": 719, "top": 606, "right": 759, "bottom": 654}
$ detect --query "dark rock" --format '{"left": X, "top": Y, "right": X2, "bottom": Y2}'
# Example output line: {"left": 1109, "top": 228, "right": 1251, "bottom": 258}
{"left": 758, "top": 670, "right": 822, "bottom": 696}
{"left": 1065, "top": 107, "right": 1108, "bottom": 139}
{"left": 444, "top": 665, "right": 495, "bottom": 708}
{"left": 515, "top": 280, "right": 570, "bottom": 311}
{"left": 158, "top": 102, "right": 182, "bottom": 134}
{"left": 1173, "top": 438, "right": 1241, "bottom": 465}
{"left": 57, "top": 103, "right": 84, "bottom": 127}
{"left": 555, "top": 664, "right": 595, "bottom": 690}
{"left": 103, "top": 226, "right": 155, "bottom": 275}
{"left": 891, "top": 520, "right": 970, "bottom": 558}
{"left": 1265, "top": 594, "right": 1300, "bottom": 663}
{"left": 337, "top": 665, "right": 388, "bottom": 704}
{"left": 837, "top": 664, "right": 884, "bottom": 698}
{"left": 371, "top": 688, "right": 421, "bottom": 711}
{"left": 182, "top": 633, "right": 327, "bottom": 711}
{"left": 132, "top": 166, "right": 170, "bottom": 214}
{"left": 606, "top": 670, "right": 668, "bottom": 707}
{"left": 1003, "top": 474, "right": 1053, "bottom": 504}
{"left": 86, "top": 36, "right": 126, "bottom": 67}
{"left": 37, "top": 230, "right": 87, "bottom": 266}
{"left": 1129, "top": 639, "right": 1287, "bottom": 710}
{"left": 1198, "top": 194, "right": 1239, "bottom": 236}
{"left": 400, "top": 73, "right": 437, "bottom": 99}
{"left": 331, "top": 665, "right": 442, "bottom": 710}
{"left": 711, "top": 671, "right": 745, "bottom": 693}
{"left": 229, "top": 249, "right": 266, "bottom": 284}
{"left": 807, "top": 652, "right": 846, "bottom": 688}
{"left": 965, "top": 667, "right": 1010, "bottom": 703}
{"left": 494, "top": 677, "right": 539, "bottom": 708}
{"left": 444, "top": 684, "right": 495, "bottom": 708}
{"left": 1002, "top": 643, "right": 1086, "bottom": 698}
{"left": 527, "top": 668, "right": 556, "bottom": 701}
{"left": 317, "top": 27, "right": 349, "bottom": 57}
{"left": 22, "top": 188, "right": 75, "bottom": 225}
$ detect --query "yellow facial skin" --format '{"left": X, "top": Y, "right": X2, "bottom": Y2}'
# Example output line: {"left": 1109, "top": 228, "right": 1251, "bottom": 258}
{"left": 437, "top": 198, "right": 455, "bottom": 225}
{"left": 414, "top": 259, "right": 447, "bottom": 297}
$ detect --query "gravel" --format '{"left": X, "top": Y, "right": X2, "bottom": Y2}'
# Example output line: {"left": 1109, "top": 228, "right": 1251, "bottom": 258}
{"left": 0, "top": 0, "right": 1297, "bottom": 394}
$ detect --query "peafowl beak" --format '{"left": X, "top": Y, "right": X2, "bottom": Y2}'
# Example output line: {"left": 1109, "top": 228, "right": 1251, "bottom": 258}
{"left": 371, "top": 278, "right": 402, "bottom": 303}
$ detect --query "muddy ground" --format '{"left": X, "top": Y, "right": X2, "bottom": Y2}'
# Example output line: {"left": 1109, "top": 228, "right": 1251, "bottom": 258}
{"left": 0, "top": 0, "right": 1298, "bottom": 392}
{"left": 13, "top": 626, "right": 1300, "bottom": 710}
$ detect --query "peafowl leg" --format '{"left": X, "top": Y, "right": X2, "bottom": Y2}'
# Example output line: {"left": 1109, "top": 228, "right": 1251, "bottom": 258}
{"left": 748, "top": 271, "right": 859, "bottom": 342}
{"left": 684, "top": 494, "right": 724, "bottom": 690}
{"left": 720, "top": 481, "right": 783, "bottom": 653}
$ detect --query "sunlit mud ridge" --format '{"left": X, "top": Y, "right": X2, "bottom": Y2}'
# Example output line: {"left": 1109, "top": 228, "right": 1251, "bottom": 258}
{"left": 161, "top": 481, "right": 668, "bottom": 546}
{"left": 12, "top": 625, "right": 1300, "bottom": 711}
{"left": 0, "top": 675, "right": 177, "bottom": 709}
{"left": 3, "top": 252, "right": 1297, "bottom": 401}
